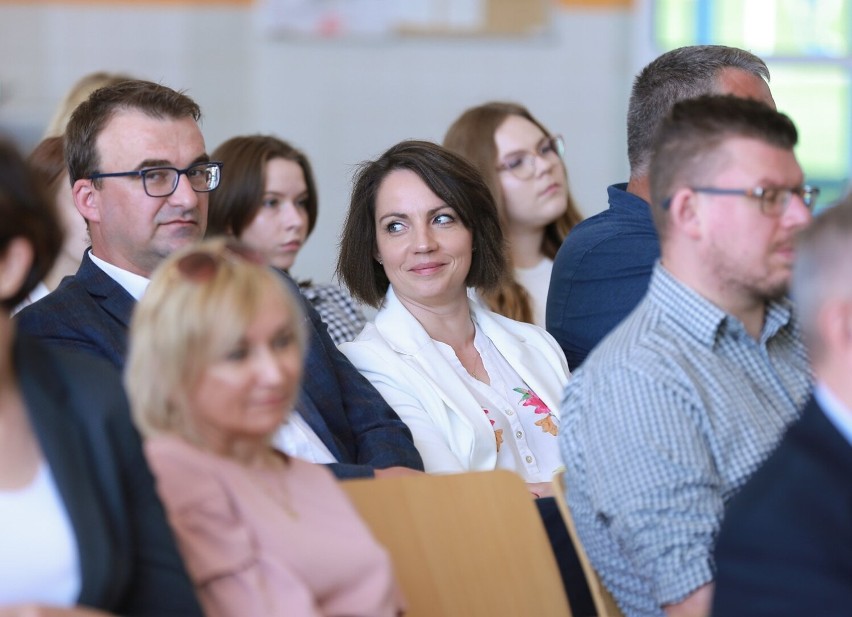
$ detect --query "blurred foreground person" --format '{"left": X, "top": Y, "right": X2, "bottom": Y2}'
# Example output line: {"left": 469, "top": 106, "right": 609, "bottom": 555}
{"left": 0, "top": 139, "right": 201, "bottom": 616}
{"left": 713, "top": 197, "right": 852, "bottom": 616}
{"left": 126, "top": 238, "right": 404, "bottom": 617}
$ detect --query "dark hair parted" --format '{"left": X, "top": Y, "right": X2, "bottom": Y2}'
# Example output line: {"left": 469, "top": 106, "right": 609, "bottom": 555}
{"left": 628, "top": 45, "right": 770, "bottom": 177}
{"left": 649, "top": 94, "right": 798, "bottom": 236}
{"left": 207, "top": 135, "right": 318, "bottom": 239}
{"left": 65, "top": 79, "right": 202, "bottom": 184}
{"left": 443, "top": 102, "right": 583, "bottom": 323}
{"left": 337, "top": 140, "right": 508, "bottom": 308}
{"left": 0, "top": 139, "right": 63, "bottom": 310}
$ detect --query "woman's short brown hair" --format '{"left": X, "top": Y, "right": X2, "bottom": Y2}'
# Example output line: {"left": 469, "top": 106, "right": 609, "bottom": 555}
{"left": 207, "top": 135, "right": 318, "bottom": 239}
{"left": 337, "top": 140, "right": 508, "bottom": 308}
{"left": 0, "top": 139, "right": 63, "bottom": 310}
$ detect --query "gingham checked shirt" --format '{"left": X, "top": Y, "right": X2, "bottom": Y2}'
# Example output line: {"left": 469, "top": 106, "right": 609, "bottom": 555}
{"left": 559, "top": 262, "right": 812, "bottom": 617}
{"left": 298, "top": 281, "right": 367, "bottom": 345}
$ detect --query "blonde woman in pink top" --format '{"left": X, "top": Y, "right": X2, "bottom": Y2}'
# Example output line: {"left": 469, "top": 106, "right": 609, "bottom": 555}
{"left": 125, "top": 238, "right": 403, "bottom": 617}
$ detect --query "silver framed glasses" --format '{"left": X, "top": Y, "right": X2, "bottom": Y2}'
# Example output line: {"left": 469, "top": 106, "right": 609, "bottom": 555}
{"left": 497, "top": 135, "right": 564, "bottom": 180}
{"left": 88, "top": 161, "right": 223, "bottom": 198}
{"left": 690, "top": 185, "right": 820, "bottom": 216}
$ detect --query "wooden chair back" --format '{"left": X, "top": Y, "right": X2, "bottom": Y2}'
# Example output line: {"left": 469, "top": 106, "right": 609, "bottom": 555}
{"left": 551, "top": 472, "right": 624, "bottom": 617}
{"left": 342, "top": 470, "right": 573, "bottom": 617}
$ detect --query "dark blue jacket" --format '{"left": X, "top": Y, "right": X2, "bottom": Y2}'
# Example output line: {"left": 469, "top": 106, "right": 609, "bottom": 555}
{"left": 712, "top": 396, "right": 852, "bottom": 616}
{"left": 16, "top": 334, "right": 202, "bottom": 615}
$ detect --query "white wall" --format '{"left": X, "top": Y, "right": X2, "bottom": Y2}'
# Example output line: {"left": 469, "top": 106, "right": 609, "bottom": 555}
{"left": 0, "top": 3, "right": 634, "bottom": 283}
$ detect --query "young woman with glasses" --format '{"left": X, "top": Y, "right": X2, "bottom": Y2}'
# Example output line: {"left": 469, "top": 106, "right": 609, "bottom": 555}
{"left": 444, "top": 102, "right": 583, "bottom": 327}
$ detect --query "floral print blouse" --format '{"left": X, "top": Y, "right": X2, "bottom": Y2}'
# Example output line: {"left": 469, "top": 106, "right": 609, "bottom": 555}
{"left": 436, "top": 324, "right": 563, "bottom": 483}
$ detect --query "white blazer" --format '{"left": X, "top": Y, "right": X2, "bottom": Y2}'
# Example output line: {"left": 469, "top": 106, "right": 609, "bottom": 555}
{"left": 339, "top": 287, "right": 570, "bottom": 474}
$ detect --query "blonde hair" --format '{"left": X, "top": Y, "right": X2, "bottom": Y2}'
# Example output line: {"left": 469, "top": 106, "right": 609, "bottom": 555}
{"left": 44, "top": 71, "right": 135, "bottom": 138}
{"left": 126, "top": 238, "right": 307, "bottom": 439}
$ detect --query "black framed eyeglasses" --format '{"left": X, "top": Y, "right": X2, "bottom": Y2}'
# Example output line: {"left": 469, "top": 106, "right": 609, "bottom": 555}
{"left": 497, "top": 135, "right": 565, "bottom": 180}
{"left": 88, "top": 161, "right": 223, "bottom": 198}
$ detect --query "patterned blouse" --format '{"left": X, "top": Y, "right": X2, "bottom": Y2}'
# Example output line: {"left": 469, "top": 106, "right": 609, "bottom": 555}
{"left": 298, "top": 281, "right": 368, "bottom": 345}
{"left": 435, "top": 323, "right": 563, "bottom": 483}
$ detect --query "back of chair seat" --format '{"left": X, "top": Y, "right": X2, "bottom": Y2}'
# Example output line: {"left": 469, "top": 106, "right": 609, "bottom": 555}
{"left": 551, "top": 471, "right": 625, "bottom": 617}
{"left": 343, "top": 470, "right": 573, "bottom": 617}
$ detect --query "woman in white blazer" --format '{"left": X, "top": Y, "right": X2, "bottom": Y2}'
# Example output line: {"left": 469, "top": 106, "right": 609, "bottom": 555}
{"left": 337, "top": 140, "right": 570, "bottom": 498}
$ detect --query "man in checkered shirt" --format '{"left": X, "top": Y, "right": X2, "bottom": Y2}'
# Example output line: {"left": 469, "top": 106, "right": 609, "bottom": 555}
{"left": 559, "top": 95, "right": 815, "bottom": 617}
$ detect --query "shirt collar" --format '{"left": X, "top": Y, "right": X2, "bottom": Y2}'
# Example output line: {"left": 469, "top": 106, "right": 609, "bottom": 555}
{"left": 648, "top": 261, "right": 795, "bottom": 350}
{"left": 88, "top": 250, "right": 150, "bottom": 301}
{"left": 607, "top": 183, "right": 652, "bottom": 211}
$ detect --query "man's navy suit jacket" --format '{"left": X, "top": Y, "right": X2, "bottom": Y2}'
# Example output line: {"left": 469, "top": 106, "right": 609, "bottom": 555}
{"left": 712, "top": 395, "right": 852, "bottom": 616}
{"left": 16, "top": 253, "right": 423, "bottom": 478}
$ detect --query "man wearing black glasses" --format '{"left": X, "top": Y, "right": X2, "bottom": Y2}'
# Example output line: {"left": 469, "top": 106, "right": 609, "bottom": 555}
{"left": 18, "top": 79, "right": 212, "bottom": 367}
{"left": 559, "top": 96, "right": 815, "bottom": 617}
{"left": 17, "top": 79, "right": 424, "bottom": 480}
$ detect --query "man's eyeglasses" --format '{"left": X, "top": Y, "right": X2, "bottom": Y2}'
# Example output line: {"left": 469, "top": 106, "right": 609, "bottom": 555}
{"left": 496, "top": 135, "right": 564, "bottom": 181}
{"left": 689, "top": 185, "right": 819, "bottom": 216}
{"left": 88, "top": 161, "right": 223, "bottom": 198}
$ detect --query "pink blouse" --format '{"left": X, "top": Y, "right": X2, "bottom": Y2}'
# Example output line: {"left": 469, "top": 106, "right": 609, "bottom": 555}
{"left": 145, "top": 436, "right": 403, "bottom": 617}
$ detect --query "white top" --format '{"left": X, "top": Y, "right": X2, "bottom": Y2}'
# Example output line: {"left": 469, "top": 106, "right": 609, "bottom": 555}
{"left": 0, "top": 463, "right": 81, "bottom": 605}
{"left": 515, "top": 257, "right": 553, "bottom": 328}
{"left": 272, "top": 411, "right": 338, "bottom": 464}
{"left": 13, "top": 281, "right": 50, "bottom": 315}
{"left": 89, "top": 250, "right": 150, "bottom": 300}
{"left": 435, "top": 323, "right": 563, "bottom": 482}
{"left": 340, "top": 286, "right": 570, "bottom": 475}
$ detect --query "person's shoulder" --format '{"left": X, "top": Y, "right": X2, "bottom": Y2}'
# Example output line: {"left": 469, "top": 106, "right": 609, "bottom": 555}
{"left": 145, "top": 436, "right": 223, "bottom": 497}
{"left": 573, "top": 297, "right": 689, "bottom": 382}
{"left": 556, "top": 217, "right": 657, "bottom": 280}
{"left": 339, "top": 323, "right": 395, "bottom": 364}
{"left": 717, "top": 412, "right": 825, "bottom": 542}
{"left": 481, "top": 307, "right": 558, "bottom": 346}
{"left": 16, "top": 275, "right": 89, "bottom": 322}
{"left": 22, "top": 337, "right": 126, "bottom": 413}
{"left": 286, "top": 456, "right": 338, "bottom": 485}
{"left": 303, "top": 281, "right": 353, "bottom": 301}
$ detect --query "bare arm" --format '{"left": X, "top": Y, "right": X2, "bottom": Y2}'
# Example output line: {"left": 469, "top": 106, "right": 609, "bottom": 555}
{"left": 373, "top": 466, "right": 424, "bottom": 479}
{"left": 663, "top": 583, "right": 714, "bottom": 617}
{"left": 526, "top": 481, "right": 554, "bottom": 499}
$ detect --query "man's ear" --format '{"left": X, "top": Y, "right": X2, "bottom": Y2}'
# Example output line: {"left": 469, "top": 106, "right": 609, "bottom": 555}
{"left": 73, "top": 178, "right": 100, "bottom": 224}
{"left": 0, "top": 237, "right": 34, "bottom": 303}
{"left": 667, "top": 187, "right": 702, "bottom": 241}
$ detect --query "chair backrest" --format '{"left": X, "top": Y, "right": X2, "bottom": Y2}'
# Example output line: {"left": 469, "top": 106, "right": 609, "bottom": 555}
{"left": 551, "top": 472, "right": 625, "bottom": 617}
{"left": 342, "top": 470, "right": 573, "bottom": 617}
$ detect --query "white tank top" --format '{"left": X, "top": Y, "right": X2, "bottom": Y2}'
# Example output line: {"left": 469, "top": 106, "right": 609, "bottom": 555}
{"left": 0, "top": 462, "right": 81, "bottom": 605}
